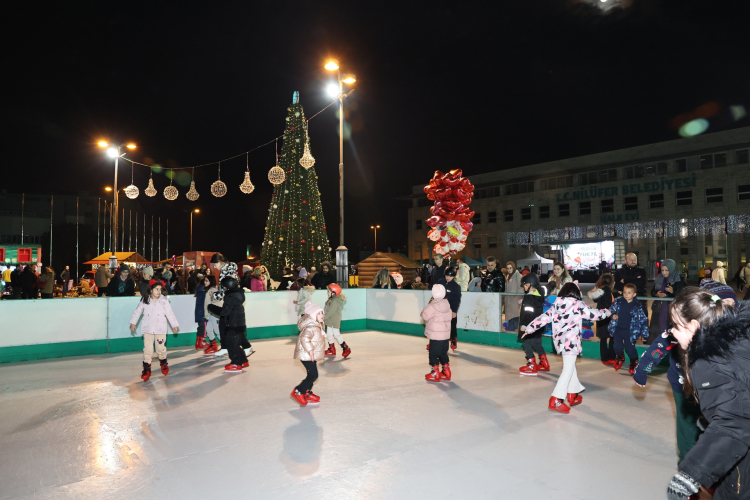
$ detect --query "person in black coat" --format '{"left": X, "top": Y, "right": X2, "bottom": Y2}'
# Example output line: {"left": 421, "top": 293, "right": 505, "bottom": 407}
{"left": 517, "top": 273, "right": 548, "bottom": 374}
{"left": 481, "top": 256, "right": 505, "bottom": 292}
{"left": 311, "top": 261, "right": 336, "bottom": 289}
{"left": 207, "top": 275, "right": 249, "bottom": 370}
{"left": 429, "top": 254, "right": 447, "bottom": 290}
{"left": 10, "top": 267, "right": 22, "bottom": 299}
{"left": 19, "top": 265, "right": 38, "bottom": 299}
{"left": 666, "top": 290, "right": 749, "bottom": 500}
{"left": 277, "top": 267, "right": 295, "bottom": 290}
{"left": 588, "top": 273, "right": 617, "bottom": 364}
{"left": 437, "top": 267, "right": 461, "bottom": 350}
{"left": 107, "top": 263, "right": 135, "bottom": 297}
{"left": 60, "top": 266, "right": 71, "bottom": 297}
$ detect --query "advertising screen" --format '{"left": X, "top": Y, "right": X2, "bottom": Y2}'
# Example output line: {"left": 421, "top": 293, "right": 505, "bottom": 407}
{"left": 562, "top": 241, "right": 615, "bottom": 270}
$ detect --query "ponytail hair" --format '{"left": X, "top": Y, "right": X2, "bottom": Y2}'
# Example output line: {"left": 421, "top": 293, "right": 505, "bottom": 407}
{"left": 669, "top": 287, "right": 729, "bottom": 398}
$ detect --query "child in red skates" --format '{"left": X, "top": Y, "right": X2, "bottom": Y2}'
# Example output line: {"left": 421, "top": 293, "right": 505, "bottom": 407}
{"left": 129, "top": 279, "right": 179, "bottom": 381}
{"left": 202, "top": 275, "right": 222, "bottom": 354}
{"left": 517, "top": 273, "right": 548, "bottom": 376}
{"left": 421, "top": 284, "right": 453, "bottom": 382}
{"left": 291, "top": 302, "right": 327, "bottom": 406}
{"left": 523, "top": 282, "right": 611, "bottom": 413}
{"left": 324, "top": 283, "right": 351, "bottom": 358}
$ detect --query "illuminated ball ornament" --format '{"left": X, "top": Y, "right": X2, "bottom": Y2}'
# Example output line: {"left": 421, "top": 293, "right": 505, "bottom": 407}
{"left": 268, "top": 166, "right": 286, "bottom": 186}
{"left": 310, "top": 247, "right": 315, "bottom": 251}
{"left": 311, "top": 216, "right": 316, "bottom": 220}
{"left": 145, "top": 178, "right": 157, "bottom": 197}
{"left": 279, "top": 237, "right": 284, "bottom": 241}
{"left": 211, "top": 180, "right": 227, "bottom": 197}
{"left": 164, "top": 185, "right": 179, "bottom": 201}
{"left": 125, "top": 184, "right": 139, "bottom": 199}
{"left": 240, "top": 172, "right": 255, "bottom": 194}
{"left": 186, "top": 181, "right": 199, "bottom": 201}
{"left": 317, "top": 246, "right": 322, "bottom": 250}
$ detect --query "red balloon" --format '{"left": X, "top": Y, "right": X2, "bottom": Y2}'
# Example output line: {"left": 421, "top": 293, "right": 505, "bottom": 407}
{"left": 440, "top": 231, "right": 446, "bottom": 237}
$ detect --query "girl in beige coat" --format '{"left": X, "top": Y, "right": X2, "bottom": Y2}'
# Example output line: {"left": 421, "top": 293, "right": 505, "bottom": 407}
{"left": 291, "top": 302, "right": 327, "bottom": 407}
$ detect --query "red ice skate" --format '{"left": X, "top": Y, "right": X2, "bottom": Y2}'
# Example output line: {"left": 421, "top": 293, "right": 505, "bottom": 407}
{"left": 341, "top": 342, "right": 351, "bottom": 358}
{"left": 195, "top": 337, "right": 209, "bottom": 349}
{"left": 141, "top": 362, "right": 151, "bottom": 382}
{"left": 203, "top": 340, "right": 219, "bottom": 355}
{"left": 613, "top": 355, "right": 625, "bottom": 371}
{"left": 537, "top": 354, "right": 550, "bottom": 372}
{"left": 425, "top": 366, "right": 442, "bottom": 382}
{"left": 325, "top": 343, "right": 336, "bottom": 356}
{"left": 441, "top": 363, "right": 452, "bottom": 381}
{"left": 628, "top": 360, "right": 639, "bottom": 376}
{"left": 450, "top": 340, "right": 457, "bottom": 351}
{"left": 160, "top": 359, "right": 169, "bottom": 376}
{"left": 548, "top": 396, "right": 570, "bottom": 414}
{"left": 224, "top": 363, "right": 243, "bottom": 373}
{"left": 602, "top": 359, "right": 616, "bottom": 366}
{"left": 305, "top": 390, "right": 320, "bottom": 403}
{"left": 291, "top": 389, "right": 308, "bottom": 406}
{"left": 566, "top": 393, "right": 583, "bottom": 406}
{"left": 241, "top": 362, "right": 250, "bottom": 368}
{"left": 519, "top": 358, "right": 539, "bottom": 376}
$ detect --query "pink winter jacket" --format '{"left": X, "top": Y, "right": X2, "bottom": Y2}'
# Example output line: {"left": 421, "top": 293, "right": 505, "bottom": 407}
{"left": 250, "top": 275, "right": 266, "bottom": 292}
{"left": 525, "top": 296, "right": 610, "bottom": 355}
{"left": 130, "top": 295, "right": 180, "bottom": 335}
{"left": 420, "top": 298, "right": 453, "bottom": 341}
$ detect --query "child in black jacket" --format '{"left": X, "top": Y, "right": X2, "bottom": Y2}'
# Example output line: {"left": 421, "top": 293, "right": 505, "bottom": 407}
{"left": 518, "top": 273, "right": 548, "bottom": 376}
{"left": 207, "top": 264, "right": 248, "bottom": 373}
{"left": 588, "top": 273, "right": 616, "bottom": 366}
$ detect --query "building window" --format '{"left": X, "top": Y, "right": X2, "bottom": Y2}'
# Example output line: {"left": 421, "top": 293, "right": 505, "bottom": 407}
{"left": 473, "top": 238, "right": 482, "bottom": 249}
{"left": 558, "top": 203, "right": 570, "bottom": 217}
{"left": 624, "top": 196, "right": 638, "bottom": 211}
{"left": 601, "top": 199, "right": 614, "bottom": 213}
{"left": 579, "top": 201, "right": 591, "bottom": 215}
{"left": 521, "top": 208, "right": 531, "bottom": 220}
{"left": 706, "top": 187, "right": 723, "bottom": 204}
{"left": 416, "top": 219, "right": 422, "bottom": 230}
{"left": 643, "top": 163, "right": 668, "bottom": 176}
{"left": 474, "top": 213, "right": 481, "bottom": 224}
{"left": 488, "top": 211, "right": 497, "bottom": 223}
{"left": 417, "top": 198, "right": 432, "bottom": 207}
{"left": 540, "top": 175, "right": 574, "bottom": 190}
{"left": 503, "top": 181, "right": 535, "bottom": 196}
{"left": 474, "top": 187, "right": 501, "bottom": 199}
{"left": 700, "top": 155, "right": 714, "bottom": 169}
{"left": 681, "top": 247, "right": 689, "bottom": 255}
{"left": 649, "top": 193, "right": 664, "bottom": 209}
{"left": 739, "top": 184, "right": 750, "bottom": 201}
{"left": 539, "top": 206, "right": 550, "bottom": 218}
{"left": 624, "top": 165, "right": 646, "bottom": 179}
{"left": 714, "top": 153, "right": 727, "bottom": 168}
{"left": 676, "top": 159, "right": 687, "bottom": 172}
{"left": 504, "top": 209, "right": 513, "bottom": 222}
{"left": 676, "top": 191, "right": 693, "bottom": 206}
{"left": 738, "top": 149, "right": 749, "bottom": 165}
{"left": 579, "top": 169, "right": 616, "bottom": 186}
{"left": 488, "top": 236, "right": 497, "bottom": 248}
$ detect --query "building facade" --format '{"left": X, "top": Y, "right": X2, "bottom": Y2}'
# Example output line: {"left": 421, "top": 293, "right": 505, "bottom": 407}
{"left": 407, "top": 127, "right": 750, "bottom": 279}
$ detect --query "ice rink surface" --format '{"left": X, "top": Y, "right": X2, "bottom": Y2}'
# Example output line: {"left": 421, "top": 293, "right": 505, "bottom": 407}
{"left": 0, "top": 331, "right": 678, "bottom": 500}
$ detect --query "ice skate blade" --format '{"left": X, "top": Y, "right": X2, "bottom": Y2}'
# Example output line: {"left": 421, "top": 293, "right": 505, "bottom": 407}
{"left": 519, "top": 372, "right": 538, "bottom": 376}
{"left": 305, "top": 401, "right": 320, "bottom": 406}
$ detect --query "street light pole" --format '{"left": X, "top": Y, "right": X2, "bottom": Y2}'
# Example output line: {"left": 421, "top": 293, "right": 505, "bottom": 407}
{"left": 190, "top": 209, "right": 199, "bottom": 251}
{"left": 113, "top": 147, "right": 119, "bottom": 255}
{"left": 371, "top": 225, "right": 380, "bottom": 252}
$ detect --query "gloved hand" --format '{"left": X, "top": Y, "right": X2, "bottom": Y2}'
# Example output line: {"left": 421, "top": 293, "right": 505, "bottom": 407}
{"left": 667, "top": 471, "right": 700, "bottom": 500}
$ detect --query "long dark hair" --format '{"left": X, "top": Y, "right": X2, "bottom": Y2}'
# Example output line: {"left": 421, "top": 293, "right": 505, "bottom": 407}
{"left": 558, "top": 282, "right": 582, "bottom": 300}
{"left": 551, "top": 261, "right": 571, "bottom": 288}
{"left": 141, "top": 280, "right": 166, "bottom": 304}
{"left": 669, "top": 287, "right": 729, "bottom": 398}
{"left": 596, "top": 273, "right": 614, "bottom": 290}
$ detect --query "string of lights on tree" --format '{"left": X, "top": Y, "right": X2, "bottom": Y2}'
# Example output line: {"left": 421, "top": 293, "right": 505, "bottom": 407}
{"left": 506, "top": 214, "right": 750, "bottom": 246}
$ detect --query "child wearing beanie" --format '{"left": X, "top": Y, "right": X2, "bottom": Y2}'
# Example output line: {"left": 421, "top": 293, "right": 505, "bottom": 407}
{"left": 291, "top": 301, "right": 327, "bottom": 406}
{"left": 421, "top": 284, "right": 454, "bottom": 382}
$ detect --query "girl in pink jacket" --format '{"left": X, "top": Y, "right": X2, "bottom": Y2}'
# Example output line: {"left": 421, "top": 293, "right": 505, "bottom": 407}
{"left": 129, "top": 279, "right": 180, "bottom": 382}
{"left": 523, "top": 282, "right": 611, "bottom": 414}
{"left": 421, "top": 284, "right": 454, "bottom": 382}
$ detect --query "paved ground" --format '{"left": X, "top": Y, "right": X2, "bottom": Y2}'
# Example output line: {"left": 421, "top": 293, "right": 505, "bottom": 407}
{"left": 0, "top": 331, "right": 678, "bottom": 500}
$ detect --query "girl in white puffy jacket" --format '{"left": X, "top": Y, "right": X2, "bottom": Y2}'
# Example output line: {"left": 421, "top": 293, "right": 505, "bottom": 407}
{"left": 130, "top": 279, "right": 179, "bottom": 382}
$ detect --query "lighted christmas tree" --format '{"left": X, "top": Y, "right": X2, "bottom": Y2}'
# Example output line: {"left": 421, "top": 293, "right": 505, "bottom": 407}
{"left": 261, "top": 92, "right": 331, "bottom": 278}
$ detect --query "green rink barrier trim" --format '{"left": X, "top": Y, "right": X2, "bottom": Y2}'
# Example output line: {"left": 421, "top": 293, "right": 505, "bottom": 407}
{"left": 0, "top": 319, "right": 370, "bottom": 364}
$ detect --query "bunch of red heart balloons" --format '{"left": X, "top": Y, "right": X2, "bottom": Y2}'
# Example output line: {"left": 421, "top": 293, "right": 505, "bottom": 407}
{"left": 423, "top": 169, "right": 475, "bottom": 257}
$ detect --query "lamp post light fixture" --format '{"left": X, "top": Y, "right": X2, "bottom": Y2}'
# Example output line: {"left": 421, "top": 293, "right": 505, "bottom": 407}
{"left": 98, "top": 141, "right": 136, "bottom": 262}
{"left": 324, "top": 58, "right": 356, "bottom": 288}
{"left": 371, "top": 225, "right": 380, "bottom": 252}
{"left": 190, "top": 209, "right": 200, "bottom": 251}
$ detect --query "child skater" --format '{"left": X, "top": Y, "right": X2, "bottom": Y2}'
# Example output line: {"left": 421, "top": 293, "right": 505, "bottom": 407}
{"left": 291, "top": 302, "right": 327, "bottom": 406}
{"left": 202, "top": 275, "right": 222, "bottom": 354}
{"left": 523, "top": 282, "right": 611, "bottom": 413}
{"left": 206, "top": 270, "right": 248, "bottom": 373}
{"left": 324, "top": 283, "right": 351, "bottom": 358}
{"left": 517, "top": 273, "right": 549, "bottom": 376}
{"left": 293, "top": 278, "right": 315, "bottom": 318}
{"left": 588, "top": 273, "right": 616, "bottom": 366}
{"left": 608, "top": 283, "right": 649, "bottom": 374}
{"left": 194, "top": 274, "right": 209, "bottom": 350}
{"left": 421, "top": 284, "right": 453, "bottom": 382}
{"left": 129, "top": 279, "right": 179, "bottom": 381}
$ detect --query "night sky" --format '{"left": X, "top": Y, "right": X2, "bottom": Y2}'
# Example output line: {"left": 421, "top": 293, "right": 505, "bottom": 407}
{"left": 6, "top": 0, "right": 749, "bottom": 264}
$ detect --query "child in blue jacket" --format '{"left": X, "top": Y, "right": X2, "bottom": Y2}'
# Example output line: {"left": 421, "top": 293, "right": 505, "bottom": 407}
{"left": 607, "top": 283, "right": 648, "bottom": 373}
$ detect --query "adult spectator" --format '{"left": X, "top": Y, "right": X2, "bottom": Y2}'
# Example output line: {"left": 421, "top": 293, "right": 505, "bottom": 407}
{"left": 739, "top": 262, "right": 750, "bottom": 293}
{"left": 292, "top": 263, "right": 302, "bottom": 281}
{"left": 38, "top": 266, "right": 55, "bottom": 299}
{"left": 277, "top": 267, "right": 295, "bottom": 291}
{"left": 429, "top": 254, "right": 447, "bottom": 290}
{"left": 240, "top": 265, "right": 253, "bottom": 290}
{"left": 10, "top": 266, "right": 22, "bottom": 299}
{"left": 311, "top": 261, "right": 335, "bottom": 289}
{"left": 259, "top": 265, "right": 272, "bottom": 290}
{"left": 95, "top": 265, "right": 111, "bottom": 297}
{"left": 372, "top": 267, "right": 397, "bottom": 288}
{"left": 307, "top": 266, "right": 317, "bottom": 284}
{"left": 60, "top": 265, "right": 71, "bottom": 296}
{"left": 614, "top": 252, "right": 648, "bottom": 315}
{"left": 106, "top": 264, "right": 135, "bottom": 297}
{"left": 468, "top": 268, "right": 483, "bottom": 292}
{"left": 547, "top": 261, "right": 572, "bottom": 296}
{"left": 699, "top": 278, "right": 738, "bottom": 306}
{"left": 249, "top": 268, "right": 267, "bottom": 291}
{"left": 455, "top": 258, "right": 470, "bottom": 292}
{"left": 504, "top": 261, "right": 523, "bottom": 331}
{"left": 2, "top": 267, "right": 12, "bottom": 285}
{"left": 521, "top": 266, "right": 530, "bottom": 276}
{"left": 20, "top": 265, "right": 38, "bottom": 299}
{"left": 481, "top": 256, "right": 505, "bottom": 292}
{"left": 647, "top": 259, "right": 686, "bottom": 343}
{"left": 711, "top": 261, "right": 726, "bottom": 284}
{"left": 702, "top": 266, "right": 711, "bottom": 279}
{"left": 140, "top": 267, "right": 154, "bottom": 297}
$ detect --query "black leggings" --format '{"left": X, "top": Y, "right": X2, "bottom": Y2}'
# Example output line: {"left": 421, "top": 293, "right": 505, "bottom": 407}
{"left": 226, "top": 327, "right": 248, "bottom": 365}
{"left": 296, "top": 360, "right": 318, "bottom": 393}
{"left": 598, "top": 319, "right": 616, "bottom": 361}
{"left": 428, "top": 339, "right": 449, "bottom": 366}
{"left": 450, "top": 316, "right": 457, "bottom": 343}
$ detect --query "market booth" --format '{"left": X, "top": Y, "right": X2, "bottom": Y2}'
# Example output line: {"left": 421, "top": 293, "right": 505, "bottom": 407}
{"left": 84, "top": 252, "right": 154, "bottom": 269}
{"left": 0, "top": 245, "right": 42, "bottom": 267}
{"left": 355, "top": 252, "right": 421, "bottom": 288}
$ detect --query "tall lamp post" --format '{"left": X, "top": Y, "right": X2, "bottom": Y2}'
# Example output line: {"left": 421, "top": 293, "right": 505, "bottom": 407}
{"left": 98, "top": 141, "right": 136, "bottom": 270}
{"left": 371, "top": 225, "right": 380, "bottom": 252}
{"left": 190, "top": 209, "right": 199, "bottom": 251}
{"left": 325, "top": 59, "right": 356, "bottom": 288}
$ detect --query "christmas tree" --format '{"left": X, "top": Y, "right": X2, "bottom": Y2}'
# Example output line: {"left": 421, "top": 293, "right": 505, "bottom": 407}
{"left": 261, "top": 92, "right": 331, "bottom": 279}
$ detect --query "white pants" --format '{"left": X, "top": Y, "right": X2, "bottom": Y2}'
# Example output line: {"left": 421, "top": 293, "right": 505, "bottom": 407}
{"left": 205, "top": 316, "right": 220, "bottom": 341}
{"left": 326, "top": 326, "right": 343, "bottom": 344}
{"left": 552, "top": 354, "right": 585, "bottom": 399}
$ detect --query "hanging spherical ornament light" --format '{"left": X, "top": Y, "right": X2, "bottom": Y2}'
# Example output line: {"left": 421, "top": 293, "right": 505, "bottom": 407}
{"left": 240, "top": 171, "right": 255, "bottom": 194}
{"left": 268, "top": 166, "right": 286, "bottom": 185}
{"left": 186, "top": 181, "right": 199, "bottom": 201}
{"left": 125, "top": 184, "right": 139, "bottom": 199}
{"left": 164, "top": 185, "right": 179, "bottom": 201}
{"left": 145, "top": 178, "right": 157, "bottom": 197}
{"left": 299, "top": 141, "right": 315, "bottom": 169}
{"left": 211, "top": 180, "right": 227, "bottom": 197}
